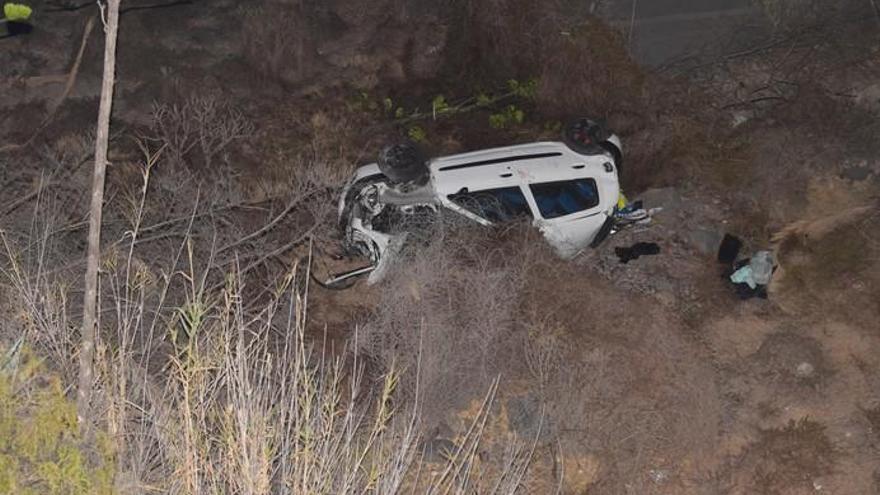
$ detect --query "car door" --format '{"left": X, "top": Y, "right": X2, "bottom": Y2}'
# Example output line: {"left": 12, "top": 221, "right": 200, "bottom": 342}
{"left": 445, "top": 185, "right": 534, "bottom": 225}
{"left": 525, "top": 178, "right": 607, "bottom": 258}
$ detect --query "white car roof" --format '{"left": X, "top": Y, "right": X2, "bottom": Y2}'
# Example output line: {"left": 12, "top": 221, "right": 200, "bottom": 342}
{"left": 429, "top": 141, "right": 617, "bottom": 196}
{"left": 347, "top": 141, "right": 620, "bottom": 213}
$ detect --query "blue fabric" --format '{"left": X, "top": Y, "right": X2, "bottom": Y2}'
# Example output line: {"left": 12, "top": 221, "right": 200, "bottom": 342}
{"left": 530, "top": 179, "right": 599, "bottom": 219}
{"left": 557, "top": 192, "right": 579, "bottom": 215}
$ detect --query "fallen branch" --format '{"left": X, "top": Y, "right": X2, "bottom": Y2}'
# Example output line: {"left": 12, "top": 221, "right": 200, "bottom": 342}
{"left": 50, "top": 16, "right": 95, "bottom": 113}
{"left": 721, "top": 95, "right": 789, "bottom": 110}
{"left": 0, "top": 16, "right": 95, "bottom": 154}
{"left": 137, "top": 199, "right": 272, "bottom": 235}
{"left": 216, "top": 191, "right": 316, "bottom": 254}
{"left": 207, "top": 223, "right": 319, "bottom": 294}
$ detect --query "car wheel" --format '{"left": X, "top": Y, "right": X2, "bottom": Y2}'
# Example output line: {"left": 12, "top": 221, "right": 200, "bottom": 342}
{"left": 377, "top": 141, "right": 429, "bottom": 185}
{"left": 563, "top": 118, "right": 623, "bottom": 173}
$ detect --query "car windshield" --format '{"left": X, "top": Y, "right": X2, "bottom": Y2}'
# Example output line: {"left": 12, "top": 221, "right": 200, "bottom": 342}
{"left": 529, "top": 179, "right": 599, "bottom": 219}
{"left": 448, "top": 186, "right": 532, "bottom": 223}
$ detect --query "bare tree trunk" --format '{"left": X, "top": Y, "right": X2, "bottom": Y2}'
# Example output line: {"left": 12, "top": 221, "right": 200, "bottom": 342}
{"left": 78, "top": 0, "right": 122, "bottom": 430}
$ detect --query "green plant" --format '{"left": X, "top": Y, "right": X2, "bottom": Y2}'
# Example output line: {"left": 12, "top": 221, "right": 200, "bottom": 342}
{"left": 507, "top": 78, "right": 538, "bottom": 99}
{"left": 350, "top": 91, "right": 380, "bottom": 113}
{"left": 543, "top": 120, "right": 562, "bottom": 133}
{"left": 2, "top": 3, "right": 32, "bottom": 22}
{"left": 390, "top": 78, "right": 539, "bottom": 125}
{"left": 0, "top": 345, "right": 114, "bottom": 495}
{"left": 407, "top": 125, "right": 427, "bottom": 143}
{"left": 431, "top": 95, "right": 450, "bottom": 119}
{"left": 489, "top": 105, "right": 525, "bottom": 129}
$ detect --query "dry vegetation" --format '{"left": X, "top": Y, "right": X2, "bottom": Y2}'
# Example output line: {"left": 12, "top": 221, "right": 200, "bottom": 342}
{"left": 1, "top": 0, "right": 880, "bottom": 493}
{"left": 0, "top": 151, "right": 540, "bottom": 493}
{"left": 773, "top": 205, "right": 880, "bottom": 326}
{"left": 357, "top": 219, "right": 724, "bottom": 493}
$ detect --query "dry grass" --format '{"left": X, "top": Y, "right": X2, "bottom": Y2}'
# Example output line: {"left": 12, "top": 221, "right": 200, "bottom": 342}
{"left": 0, "top": 146, "right": 541, "bottom": 494}
{"left": 517, "top": 258, "right": 723, "bottom": 493}
{"left": 730, "top": 418, "right": 836, "bottom": 494}
{"left": 358, "top": 219, "right": 538, "bottom": 427}
{"left": 774, "top": 206, "right": 880, "bottom": 327}
{"left": 355, "top": 214, "right": 724, "bottom": 492}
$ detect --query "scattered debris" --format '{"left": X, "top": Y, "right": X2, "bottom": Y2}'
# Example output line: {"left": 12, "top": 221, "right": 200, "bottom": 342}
{"left": 648, "top": 468, "right": 670, "bottom": 484}
{"left": 612, "top": 197, "right": 661, "bottom": 228}
{"left": 731, "top": 109, "right": 754, "bottom": 128}
{"left": 729, "top": 250, "right": 776, "bottom": 299}
{"left": 796, "top": 361, "right": 816, "bottom": 379}
{"left": 615, "top": 242, "right": 660, "bottom": 264}
{"left": 717, "top": 233, "right": 742, "bottom": 265}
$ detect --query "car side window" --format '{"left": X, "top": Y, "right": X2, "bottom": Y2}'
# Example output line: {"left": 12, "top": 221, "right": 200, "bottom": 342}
{"left": 448, "top": 186, "right": 533, "bottom": 223}
{"left": 529, "top": 179, "right": 599, "bottom": 219}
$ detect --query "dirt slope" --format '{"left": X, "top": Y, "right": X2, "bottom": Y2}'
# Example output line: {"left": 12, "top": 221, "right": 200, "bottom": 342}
{"left": 1, "top": 0, "right": 879, "bottom": 493}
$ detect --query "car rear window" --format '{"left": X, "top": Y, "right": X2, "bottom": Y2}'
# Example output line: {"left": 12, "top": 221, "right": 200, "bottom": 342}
{"left": 529, "top": 179, "right": 599, "bottom": 219}
{"left": 448, "top": 186, "right": 532, "bottom": 223}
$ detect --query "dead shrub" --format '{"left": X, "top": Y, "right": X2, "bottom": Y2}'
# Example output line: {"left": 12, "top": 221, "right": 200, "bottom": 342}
{"left": 774, "top": 206, "right": 880, "bottom": 327}
{"left": 2, "top": 173, "right": 539, "bottom": 493}
{"left": 536, "top": 314, "right": 721, "bottom": 489}
{"left": 358, "top": 218, "right": 540, "bottom": 427}
{"left": 151, "top": 93, "right": 255, "bottom": 170}
{"left": 728, "top": 418, "right": 836, "bottom": 494}
{"left": 0, "top": 180, "right": 84, "bottom": 374}
{"left": 0, "top": 233, "right": 78, "bottom": 375}
{"left": 512, "top": 255, "right": 724, "bottom": 491}
{"left": 358, "top": 214, "right": 723, "bottom": 491}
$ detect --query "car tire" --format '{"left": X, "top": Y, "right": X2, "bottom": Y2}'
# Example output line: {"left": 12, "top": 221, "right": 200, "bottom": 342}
{"left": 563, "top": 118, "right": 623, "bottom": 174}
{"left": 377, "top": 141, "right": 429, "bottom": 185}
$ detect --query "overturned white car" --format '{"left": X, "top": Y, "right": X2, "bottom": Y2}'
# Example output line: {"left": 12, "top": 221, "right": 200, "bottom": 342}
{"left": 320, "top": 119, "right": 624, "bottom": 288}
